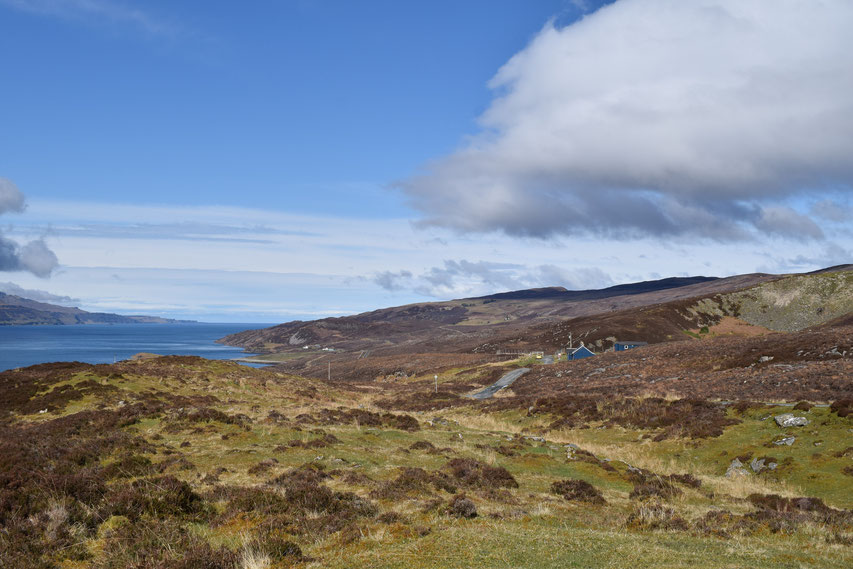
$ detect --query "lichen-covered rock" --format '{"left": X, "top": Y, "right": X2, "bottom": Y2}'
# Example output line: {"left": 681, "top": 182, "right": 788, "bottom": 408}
{"left": 774, "top": 413, "right": 809, "bottom": 428}
{"left": 726, "top": 458, "right": 750, "bottom": 478}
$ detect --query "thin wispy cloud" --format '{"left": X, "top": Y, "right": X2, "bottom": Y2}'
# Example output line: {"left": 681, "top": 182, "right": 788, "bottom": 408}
{"left": 6, "top": 197, "right": 845, "bottom": 321}
{"left": 373, "top": 260, "right": 613, "bottom": 298}
{"left": 0, "top": 281, "right": 79, "bottom": 305}
{"left": 0, "top": 0, "right": 180, "bottom": 38}
{"left": 400, "top": 0, "right": 853, "bottom": 241}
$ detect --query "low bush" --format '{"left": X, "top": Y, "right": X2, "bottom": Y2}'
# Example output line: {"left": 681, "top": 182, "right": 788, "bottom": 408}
{"left": 550, "top": 479, "right": 606, "bottom": 505}
{"left": 107, "top": 476, "right": 208, "bottom": 521}
{"left": 830, "top": 399, "right": 853, "bottom": 418}
{"left": 447, "top": 494, "right": 477, "bottom": 518}
{"left": 370, "top": 467, "right": 456, "bottom": 500}
{"left": 444, "top": 458, "right": 518, "bottom": 489}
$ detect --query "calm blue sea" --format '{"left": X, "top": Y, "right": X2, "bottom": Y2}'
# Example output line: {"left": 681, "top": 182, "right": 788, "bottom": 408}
{"left": 0, "top": 323, "right": 268, "bottom": 372}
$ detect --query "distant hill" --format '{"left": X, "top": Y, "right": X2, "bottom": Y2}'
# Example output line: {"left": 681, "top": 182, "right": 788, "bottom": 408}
{"left": 219, "top": 270, "right": 831, "bottom": 356}
{"left": 474, "top": 276, "right": 719, "bottom": 302}
{"left": 0, "top": 292, "right": 193, "bottom": 325}
{"left": 219, "top": 266, "right": 852, "bottom": 381}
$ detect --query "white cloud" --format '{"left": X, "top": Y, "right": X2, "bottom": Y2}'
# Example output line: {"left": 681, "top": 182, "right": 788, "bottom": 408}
{"left": 0, "top": 177, "right": 26, "bottom": 214}
{"left": 373, "top": 260, "right": 613, "bottom": 298}
{"left": 400, "top": 0, "right": 853, "bottom": 240}
{"left": 0, "top": 178, "right": 59, "bottom": 277}
{"left": 0, "top": 282, "right": 79, "bottom": 305}
{"left": 6, "top": 198, "right": 848, "bottom": 321}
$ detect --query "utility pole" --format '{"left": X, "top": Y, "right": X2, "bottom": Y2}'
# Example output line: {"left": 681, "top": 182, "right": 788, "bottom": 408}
{"left": 568, "top": 332, "right": 573, "bottom": 350}
{"left": 328, "top": 362, "right": 331, "bottom": 382}
{"left": 434, "top": 374, "right": 438, "bottom": 393}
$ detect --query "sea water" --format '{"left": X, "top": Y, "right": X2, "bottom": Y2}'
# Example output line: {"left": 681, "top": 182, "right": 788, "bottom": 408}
{"left": 0, "top": 323, "right": 267, "bottom": 372}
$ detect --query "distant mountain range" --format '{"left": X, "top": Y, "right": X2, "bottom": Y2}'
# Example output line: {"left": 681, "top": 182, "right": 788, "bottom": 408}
{"left": 220, "top": 266, "right": 853, "bottom": 368}
{"left": 0, "top": 292, "right": 193, "bottom": 325}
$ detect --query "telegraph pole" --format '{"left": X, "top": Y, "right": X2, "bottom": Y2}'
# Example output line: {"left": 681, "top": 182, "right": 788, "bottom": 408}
{"left": 328, "top": 362, "right": 331, "bottom": 382}
{"left": 434, "top": 374, "right": 438, "bottom": 393}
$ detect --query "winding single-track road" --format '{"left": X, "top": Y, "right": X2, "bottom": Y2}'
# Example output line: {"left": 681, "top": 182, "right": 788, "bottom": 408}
{"left": 469, "top": 367, "right": 531, "bottom": 400}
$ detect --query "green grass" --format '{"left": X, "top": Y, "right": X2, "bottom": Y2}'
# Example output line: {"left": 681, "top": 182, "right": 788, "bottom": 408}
{"left": 6, "top": 356, "right": 852, "bottom": 569}
{"left": 317, "top": 516, "right": 852, "bottom": 569}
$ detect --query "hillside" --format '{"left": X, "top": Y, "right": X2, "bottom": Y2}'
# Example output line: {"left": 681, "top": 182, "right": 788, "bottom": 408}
{"left": 220, "top": 273, "right": 779, "bottom": 356}
{"left": 0, "top": 292, "right": 193, "bottom": 325}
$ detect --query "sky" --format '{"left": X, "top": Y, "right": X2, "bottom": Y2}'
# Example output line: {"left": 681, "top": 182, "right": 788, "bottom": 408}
{"left": 0, "top": 0, "right": 851, "bottom": 322}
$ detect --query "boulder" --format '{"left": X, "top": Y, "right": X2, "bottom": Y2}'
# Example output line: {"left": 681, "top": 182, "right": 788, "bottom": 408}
{"left": 725, "top": 458, "right": 750, "bottom": 478}
{"left": 773, "top": 436, "right": 796, "bottom": 446}
{"left": 774, "top": 413, "right": 809, "bottom": 428}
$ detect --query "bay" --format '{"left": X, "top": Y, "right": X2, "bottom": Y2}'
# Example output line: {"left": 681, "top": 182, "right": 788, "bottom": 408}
{"left": 0, "top": 323, "right": 267, "bottom": 372}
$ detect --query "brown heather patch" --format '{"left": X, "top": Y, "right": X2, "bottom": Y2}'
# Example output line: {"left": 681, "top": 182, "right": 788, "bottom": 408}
{"left": 490, "top": 395, "right": 738, "bottom": 440}
{"left": 162, "top": 407, "right": 252, "bottom": 433}
{"left": 294, "top": 406, "right": 420, "bottom": 431}
{"left": 443, "top": 458, "right": 518, "bottom": 490}
{"left": 830, "top": 399, "right": 853, "bottom": 417}
{"left": 447, "top": 493, "right": 477, "bottom": 518}
{"left": 550, "top": 479, "right": 606, "bottom": 505}
{"left": 370, "top": 467, "right": 457, "bottom": 500}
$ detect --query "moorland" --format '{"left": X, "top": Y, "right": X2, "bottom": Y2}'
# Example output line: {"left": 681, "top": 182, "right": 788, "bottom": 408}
{"left": 1, "top": 267, "right": 851, "bottom": 568}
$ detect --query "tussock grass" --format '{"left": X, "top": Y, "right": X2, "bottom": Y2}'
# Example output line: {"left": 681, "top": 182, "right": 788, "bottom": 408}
{"left": 3, "top": 356, "right": 851, "bottom": 569}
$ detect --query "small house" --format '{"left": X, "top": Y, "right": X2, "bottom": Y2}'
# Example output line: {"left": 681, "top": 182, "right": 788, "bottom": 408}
{"left": 567, "top": 345, "right": 595, "bottom": 360}
{"left": 614, "top": 341, "right": 648, "bottom": 352}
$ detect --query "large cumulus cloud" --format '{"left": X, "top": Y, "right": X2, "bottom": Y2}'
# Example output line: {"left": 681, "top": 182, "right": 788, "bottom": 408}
{"left": 0, "top": 178, "right": 59, "bottom": 277}
{"left": 400, "top": 0, "right": 853, "bottom": 240}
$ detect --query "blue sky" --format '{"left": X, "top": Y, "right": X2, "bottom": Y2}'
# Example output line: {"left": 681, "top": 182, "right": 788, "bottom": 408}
{"left": 1, "top": 0, "right": 850, "bottom": 322}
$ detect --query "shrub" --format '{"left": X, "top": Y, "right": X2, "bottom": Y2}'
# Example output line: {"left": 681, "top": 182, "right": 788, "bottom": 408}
{"left": 107, "top": 476, "right": 208, "bottom": 521}
{"left": 409, "top": 440, "right": 436, "bottom": 452}
{"left": 370, "top": 467, "right": 456, "bottom": 500}
{"left": 550, "top": 479, "right": 606, "bottom": 505}
{"left": 830, "top": 399, "right": 852, "bottom": 418}
{"left": 447, "top": 494, "right": 477, "bottom": 519}
{"left": 444, "top": 458, "right": 518, "bottom": 489}
{"left": 247, "top": 458, "right": 278, "bottom": 476}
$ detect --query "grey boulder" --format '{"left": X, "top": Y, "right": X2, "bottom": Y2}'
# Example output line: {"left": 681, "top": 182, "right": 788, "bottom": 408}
{"left": 774, "top": 413, "right": 809, "bottom": 428}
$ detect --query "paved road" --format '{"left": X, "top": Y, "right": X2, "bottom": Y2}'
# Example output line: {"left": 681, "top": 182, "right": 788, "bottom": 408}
{"left": 470, "top": 368, "right": 531, "bottom": 400}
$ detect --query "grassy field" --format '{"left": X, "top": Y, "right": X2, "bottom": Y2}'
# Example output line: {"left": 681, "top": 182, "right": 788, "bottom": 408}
{"left": 1, "top": 355, "right": 851, "bottom": 568}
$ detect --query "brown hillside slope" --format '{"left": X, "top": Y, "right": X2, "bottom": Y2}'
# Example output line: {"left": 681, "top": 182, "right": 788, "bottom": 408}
{"left": 220, "top": 273, "right": 780, "bottom": 355}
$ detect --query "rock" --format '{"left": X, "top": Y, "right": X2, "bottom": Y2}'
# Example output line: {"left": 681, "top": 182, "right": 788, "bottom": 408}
{"left": 524, "top": 435, "right": 546, "bottom": 443}
{"left": 773, "top": 436, "right": 796, "bottom": 446}
{"left": 759, "top": 355, "right": 774, "bottom": 363}
{"left": 750, "top": 458, "right": 766, "bottom": 473}
{"left": 774, "top": 413, "right": 810, "bottom": 428}
{"left": 726, "top": 458, "right": 750, "bottom": 478}
{"left": 767, "top": 462, "right": 778, "bottom": 470}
